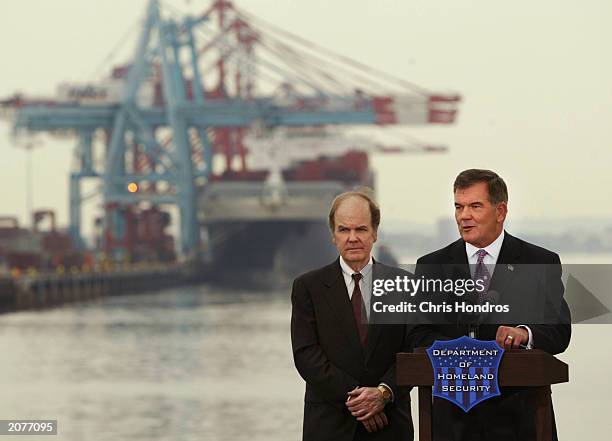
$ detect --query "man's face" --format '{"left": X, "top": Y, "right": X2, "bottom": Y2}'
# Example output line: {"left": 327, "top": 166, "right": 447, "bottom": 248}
{"left": 332, "top": 196, "right": 377, "bottom": 271}
{"left": 454, "top": 182, "right": 507, "bottom": 248}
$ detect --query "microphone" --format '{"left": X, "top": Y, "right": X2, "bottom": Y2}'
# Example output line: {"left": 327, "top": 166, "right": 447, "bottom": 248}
{"left": 463, "top": 290, "right": 501, "bottom": 337}
{"left": 477, "top": 290, "right": 501, "bottom": 326}
{"left": 485, "top": 290, "right": 501, "bottom": 304}
{"left": 458, "top": 289, "right": 480, "bottom": 330}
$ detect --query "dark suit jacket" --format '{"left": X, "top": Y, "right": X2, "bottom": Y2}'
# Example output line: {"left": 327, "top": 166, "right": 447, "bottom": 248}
{"left": 291, "top": 258, "right": 414, "bottom": 441}
{"left": 411, "top": 232, "right": 571, "bottom": 441}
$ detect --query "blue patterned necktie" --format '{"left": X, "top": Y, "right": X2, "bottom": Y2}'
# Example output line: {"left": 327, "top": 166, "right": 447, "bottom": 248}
{"left": 473, "top": 249, "right": 491, "bottom": 303}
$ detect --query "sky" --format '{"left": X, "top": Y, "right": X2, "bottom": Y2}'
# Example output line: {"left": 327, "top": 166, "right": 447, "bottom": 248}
{"left": 1, "top": 0, "right": 612, "bottom": 237}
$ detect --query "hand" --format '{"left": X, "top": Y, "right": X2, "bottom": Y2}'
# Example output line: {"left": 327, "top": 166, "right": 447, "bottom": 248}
{"left": 496, "top": 325, "right": 528, "bottom": 349}
{"left": 346, "top": 387, "right": 385, "bottom": 421}
{"left": 361, "top": 411, "right": 389, "bottom": 433}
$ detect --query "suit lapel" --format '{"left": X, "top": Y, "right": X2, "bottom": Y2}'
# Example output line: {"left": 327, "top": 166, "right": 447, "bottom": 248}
{"left": 364, "top": 262, "right": 382, "bottom": 364}
{"left": 489, "top": 232, "right": 521, "bottom": 293}
{"left": 447, "top": 238, "right": 471, "bottom": 280}
{"left": 321, "top": 259, "right": 364, "bottom": 359}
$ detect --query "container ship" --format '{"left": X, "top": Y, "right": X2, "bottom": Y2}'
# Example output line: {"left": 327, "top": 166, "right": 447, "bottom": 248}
{"left": 200, "top": 130, "right": 374, "bottom": 280}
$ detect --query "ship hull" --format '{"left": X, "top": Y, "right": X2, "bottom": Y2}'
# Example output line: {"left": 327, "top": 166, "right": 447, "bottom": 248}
{"left": 198, "top": 181, "right": 346, "bottom": 284}
{"left": 204, "top": 219, "right": 337, "bottom": 283}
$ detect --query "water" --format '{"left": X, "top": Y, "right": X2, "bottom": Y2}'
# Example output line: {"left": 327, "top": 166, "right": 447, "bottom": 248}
{"left": 0, "top": 282, "right": 611, "bottom": 440}
{"left": 0, "top": 286, "right": 303, "bottom": 441}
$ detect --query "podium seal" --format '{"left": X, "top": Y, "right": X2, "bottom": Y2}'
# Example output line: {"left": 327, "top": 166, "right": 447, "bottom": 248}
{"left": 426, "top": 336, "right": 504, "bottom": 412}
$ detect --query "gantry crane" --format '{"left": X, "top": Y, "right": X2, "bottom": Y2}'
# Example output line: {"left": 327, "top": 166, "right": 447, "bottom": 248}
{"left": 1, "top": 0, "right": 460, "bottom": 262}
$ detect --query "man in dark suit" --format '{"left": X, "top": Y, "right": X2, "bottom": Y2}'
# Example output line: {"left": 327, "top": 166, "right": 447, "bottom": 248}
{"left": 411, "top": 169, "right": 571, "bottom": 441}
{"left": 291, "top": 191, "right": 414, "bottom": 441}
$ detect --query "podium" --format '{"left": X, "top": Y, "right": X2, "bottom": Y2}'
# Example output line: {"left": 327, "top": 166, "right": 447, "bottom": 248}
{"left": 397, "top": 349, "right": 568, "bottom": 441}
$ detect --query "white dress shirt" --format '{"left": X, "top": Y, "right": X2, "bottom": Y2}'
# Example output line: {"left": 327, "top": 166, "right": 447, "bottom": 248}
{"left": 339, "top": 255, "right": 373, "bottom": 320}
{"left": 464, "top": 230, "right": 533, "bottom": 349}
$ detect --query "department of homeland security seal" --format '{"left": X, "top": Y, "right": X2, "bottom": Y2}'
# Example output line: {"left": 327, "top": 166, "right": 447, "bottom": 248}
{"left": 426, "top": 336, "right": 504, "bottom": 412}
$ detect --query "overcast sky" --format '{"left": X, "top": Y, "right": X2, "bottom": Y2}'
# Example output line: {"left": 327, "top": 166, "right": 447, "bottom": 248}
{"left": 1, "top": 0, "right": 611, "bottom": 235}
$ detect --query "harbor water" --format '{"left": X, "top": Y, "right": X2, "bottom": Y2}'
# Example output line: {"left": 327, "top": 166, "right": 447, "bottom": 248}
{"left": 0, "top": 286, "right": 303, "bottom": 441}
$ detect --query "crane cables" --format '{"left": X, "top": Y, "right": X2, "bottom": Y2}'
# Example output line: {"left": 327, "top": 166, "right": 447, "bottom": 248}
{"left": 162, "top": 1, "right": 433, "bottom": 99}
{"left": 233, "top": 5, "right": 431, "bottom": 96}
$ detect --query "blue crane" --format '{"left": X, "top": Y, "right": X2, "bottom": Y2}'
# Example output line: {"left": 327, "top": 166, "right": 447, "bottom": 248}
{"left": 2, "top": 0, "right": 460, "bottom": 262}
